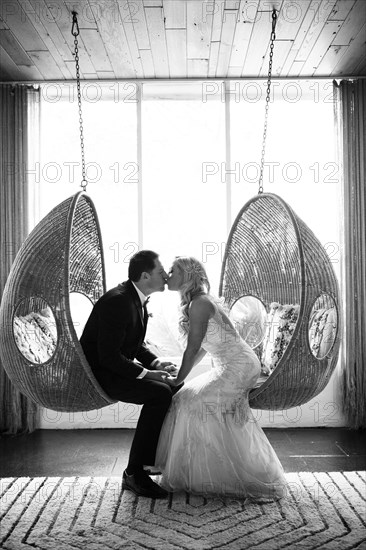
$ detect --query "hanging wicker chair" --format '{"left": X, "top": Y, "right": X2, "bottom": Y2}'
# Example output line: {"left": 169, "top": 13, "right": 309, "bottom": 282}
{"left": 219, "top": 193, "right": 341, "bottom": 410}
{"left": 0, "top": 192, "right": 116, "bottom": 412}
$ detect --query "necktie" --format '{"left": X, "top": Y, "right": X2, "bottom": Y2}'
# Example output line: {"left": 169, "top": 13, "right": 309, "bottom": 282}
{"left": 143, "top": 297, "right": 149, "bottom": 325}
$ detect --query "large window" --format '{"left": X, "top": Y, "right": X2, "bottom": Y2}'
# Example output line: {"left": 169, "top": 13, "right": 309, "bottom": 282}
{"left": 229, "top": 80, "right": 339, "bottom": 277}
{"left": 39, "top": 84, "right": 138, "bottom": 289}
{"left": 36, "top": 80, "right": 339, "bottom": 354}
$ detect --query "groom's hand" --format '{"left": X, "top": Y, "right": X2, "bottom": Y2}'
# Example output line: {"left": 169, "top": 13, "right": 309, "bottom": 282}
{"left": 160, "top": 361, "right": 179, "bottom": 376}
{"left": 163, "top": 374, "right": 179, "bottom": 386}
{"left": 144, "top": 370, "right": 171, "bottom": 383}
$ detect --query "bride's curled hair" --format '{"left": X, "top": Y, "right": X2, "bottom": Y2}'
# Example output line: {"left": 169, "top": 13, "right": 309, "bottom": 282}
{"left": 174, "top": 256, "right": 210, "bottom": 338}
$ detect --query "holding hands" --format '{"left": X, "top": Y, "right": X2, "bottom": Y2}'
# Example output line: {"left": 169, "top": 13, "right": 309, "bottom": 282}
{"left": 160, "top": 361, "right": 181, "bottom": 387}
{"left": 160, "top": 361, "right": 179, "bottom": 376}
{"left": 156, "top": 361, "right": 183, "bottom": 388}
{"left": 144, "top": 361, "right": 180, "bottom": 386}
{"left": 145, "top": 369, "right": 174, "bottom": 383}
{"left": 141, "top": 360, "right": 180, "bottom": 385}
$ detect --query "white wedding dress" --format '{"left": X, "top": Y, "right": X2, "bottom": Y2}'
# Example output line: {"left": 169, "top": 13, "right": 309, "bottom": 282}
{"left": 155, "top": 296, "right": 287, "bottom": 501}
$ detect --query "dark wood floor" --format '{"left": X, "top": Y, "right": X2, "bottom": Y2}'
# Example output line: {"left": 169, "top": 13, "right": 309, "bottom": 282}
{"left": 0, "top": 428, "right": 365, "bottom": 477}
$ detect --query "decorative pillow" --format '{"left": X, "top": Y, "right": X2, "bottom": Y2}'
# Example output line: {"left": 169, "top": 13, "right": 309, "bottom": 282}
{"left": 261, "top": 303, "right": 300, "bottom": 375}
{"left": 13, "top": 308, "right": 57, "bottom": 364}
{"left": 309, "top": 307, "right": 337, "bottom": 358}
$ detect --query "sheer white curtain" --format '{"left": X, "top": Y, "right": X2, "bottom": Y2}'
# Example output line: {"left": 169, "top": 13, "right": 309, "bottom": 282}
{"left": 0, "top": 84, "right": 40, "bottom": 434}
{"left": 334, "top": 79, "right": 366, "bottom": 429}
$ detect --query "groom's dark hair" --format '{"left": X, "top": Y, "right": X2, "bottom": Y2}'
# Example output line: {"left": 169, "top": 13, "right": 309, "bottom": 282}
{"left": 128, "top": 250, "right": 159, "bottom": 281}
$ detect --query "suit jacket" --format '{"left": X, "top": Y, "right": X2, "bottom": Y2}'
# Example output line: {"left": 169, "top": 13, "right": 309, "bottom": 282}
{"left": 80, "top": 280, "right": 158, "bottom": 394}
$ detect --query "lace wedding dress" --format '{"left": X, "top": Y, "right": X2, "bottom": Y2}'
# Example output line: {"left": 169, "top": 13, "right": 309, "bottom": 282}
{"left": 155, "top": 296, "right": 287, "bottom": 501}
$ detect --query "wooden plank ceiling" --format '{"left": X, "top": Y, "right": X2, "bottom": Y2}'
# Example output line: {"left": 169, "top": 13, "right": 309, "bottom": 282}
{"left": 0, "top": 0, "right": 365, "bottom": 81}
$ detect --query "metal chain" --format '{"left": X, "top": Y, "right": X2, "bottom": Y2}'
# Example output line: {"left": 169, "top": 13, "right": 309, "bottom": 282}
{"left": 71, "top": 11, "right": 88, "bottom": 191}
{"left": 258, "top": 9, "right": 278, "bottom": 194}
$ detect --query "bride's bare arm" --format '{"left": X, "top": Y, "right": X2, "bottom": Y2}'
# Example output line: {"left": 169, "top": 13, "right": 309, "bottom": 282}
{"left": 174, "top": 298, "right": 214, "bottom": 385}
{"left": 193, "top": 347, "right": 207, "bottom": 366}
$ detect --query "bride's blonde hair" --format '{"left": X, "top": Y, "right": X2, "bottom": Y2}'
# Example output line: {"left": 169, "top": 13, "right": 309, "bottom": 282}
{"left": 174, "top": 256, "right": 211, "bottom": 337}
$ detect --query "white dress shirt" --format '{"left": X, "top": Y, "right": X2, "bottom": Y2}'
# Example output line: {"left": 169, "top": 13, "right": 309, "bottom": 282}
{"left": 131, "top": 282, "right": 160, "bottom": 379}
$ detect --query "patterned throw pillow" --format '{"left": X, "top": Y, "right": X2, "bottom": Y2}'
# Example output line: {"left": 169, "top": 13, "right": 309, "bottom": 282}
{"left": 261, "top": 303, "right": 300, "bottom": 375}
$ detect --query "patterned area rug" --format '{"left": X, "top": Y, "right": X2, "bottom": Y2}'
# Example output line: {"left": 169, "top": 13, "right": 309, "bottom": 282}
{"left": 1, "top": 472, "right": 365, "bottom": 549}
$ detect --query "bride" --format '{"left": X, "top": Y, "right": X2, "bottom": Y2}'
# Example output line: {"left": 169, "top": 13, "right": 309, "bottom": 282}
{"left": 155, "top": 256, "right": 287, "bottom": 501}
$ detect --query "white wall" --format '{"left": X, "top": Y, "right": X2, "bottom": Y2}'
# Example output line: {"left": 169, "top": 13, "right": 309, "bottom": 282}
{"left": 40, "top": 355, "right": 345, "bottom": 429}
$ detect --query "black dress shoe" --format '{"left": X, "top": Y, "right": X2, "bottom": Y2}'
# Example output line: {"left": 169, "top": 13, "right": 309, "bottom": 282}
{"left": 122, "top": 470, "right": 168, "bottom": 499}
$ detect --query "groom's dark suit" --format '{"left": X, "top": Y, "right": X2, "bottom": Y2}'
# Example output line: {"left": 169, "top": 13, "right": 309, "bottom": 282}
{"left": 80, "top": 280, "right": 173, "bottom": 470}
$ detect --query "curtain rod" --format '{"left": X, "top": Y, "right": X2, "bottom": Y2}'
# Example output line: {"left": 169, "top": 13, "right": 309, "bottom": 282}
{"left": 1, "top": 76, "right": 365, "bottom": 85}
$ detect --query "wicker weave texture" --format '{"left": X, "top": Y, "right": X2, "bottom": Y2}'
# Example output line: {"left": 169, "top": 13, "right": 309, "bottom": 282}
{"left": 220, "top": 193, "right": 340, "bottom": 410}
{"left": 0, "top": 192, "right": 115, "bottom": 412}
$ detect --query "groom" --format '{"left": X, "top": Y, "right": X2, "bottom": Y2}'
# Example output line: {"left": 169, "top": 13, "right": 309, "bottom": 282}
{"left": 80, "top": 250, "right": 177, "bottom": 499}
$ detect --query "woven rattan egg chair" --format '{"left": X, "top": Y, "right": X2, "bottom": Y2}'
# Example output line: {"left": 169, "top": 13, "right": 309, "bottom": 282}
{"left": 0, "top": 14, "right": 116, "bottom": 412}
{"left": 0, "top": 192, "right": 116, "bottom": 412}
{"left": 219, "top": 193, "right": 340, "bottom": 410}
{"left": 218, "top": 9, "right": 340, "bottom": 410}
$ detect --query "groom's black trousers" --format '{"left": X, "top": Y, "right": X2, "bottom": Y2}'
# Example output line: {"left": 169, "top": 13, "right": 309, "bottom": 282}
{"left": 108, "top": 378, "right": 173, "bottom": 471}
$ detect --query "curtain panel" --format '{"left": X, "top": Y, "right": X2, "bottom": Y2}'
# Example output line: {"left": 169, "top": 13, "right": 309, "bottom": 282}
{"left": 0, "top": 84, "right": 40, "bottom": 434}
{"left": 334, "top": 79, "right": 366, "bottom": 429}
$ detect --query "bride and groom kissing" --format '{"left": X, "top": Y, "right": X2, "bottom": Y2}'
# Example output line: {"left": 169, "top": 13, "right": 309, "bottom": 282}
{"left": 80, "top": 250, "right": 286, "bottom": 501}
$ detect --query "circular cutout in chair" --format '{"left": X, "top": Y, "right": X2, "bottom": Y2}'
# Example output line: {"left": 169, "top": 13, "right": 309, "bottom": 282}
{"left": 308, "top": 294, "right": 338, "bottom": 360}
{"left": 13, "top": 297, "right": 58, "bottom": 364}
{"left": 230, "top": 296, "right": 267, "bottom": 349}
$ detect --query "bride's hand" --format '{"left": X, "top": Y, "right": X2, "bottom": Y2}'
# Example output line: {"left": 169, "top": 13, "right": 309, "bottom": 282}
{"left": 163, "top": 374, "right": 179, "bottom": 387}
{"left": 161, "top": 362, "right": 179, "bottom": 376}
